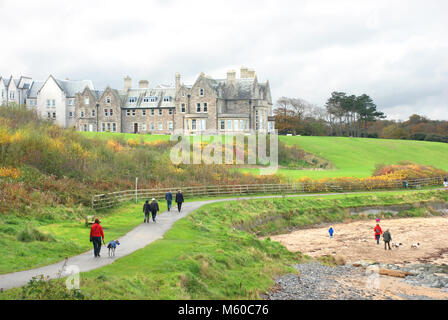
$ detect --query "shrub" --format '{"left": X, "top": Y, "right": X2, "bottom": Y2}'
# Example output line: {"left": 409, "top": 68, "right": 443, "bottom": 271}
{"left": 16, "top": 225, "right": 55, "bottom": 242}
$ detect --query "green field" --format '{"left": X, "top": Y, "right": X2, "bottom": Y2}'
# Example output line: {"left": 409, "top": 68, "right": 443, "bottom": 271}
{"left": 242, "top": 136, "right": 448, "bottom": 179}
{"left": 3, "top": 189, "right": 447, "bottom": 300}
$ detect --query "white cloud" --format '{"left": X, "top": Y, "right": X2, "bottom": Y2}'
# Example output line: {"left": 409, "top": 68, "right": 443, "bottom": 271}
{"left": 0, "top": 0, "right": 447, "bottom": 120}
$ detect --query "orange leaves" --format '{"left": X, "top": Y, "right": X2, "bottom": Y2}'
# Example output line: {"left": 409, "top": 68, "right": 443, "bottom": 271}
{"left": 106, "top": 139, "right": 124, "bottom": 152}
{"left": 0, "top": 167, "right": 21, "bottom": 179}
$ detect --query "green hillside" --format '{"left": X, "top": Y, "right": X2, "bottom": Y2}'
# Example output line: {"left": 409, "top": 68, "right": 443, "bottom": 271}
{"left": 276, "top": 136, "right": 448, "bottom": 179}
{"left": 80, "top": 132, "right": 448, "bottom": 179}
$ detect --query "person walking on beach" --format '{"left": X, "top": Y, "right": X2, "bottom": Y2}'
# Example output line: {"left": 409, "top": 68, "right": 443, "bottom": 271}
{"left": 165, "top": 190, "right": 173, "bottom": 212}
{"left": 90, "top": 219, "right": 105, "bottom": 258}
{"left": 383, "top": 229, "right": 392, "bottom": 250}
{"left": 149, "top": 198, "right": 159, "bottom": 222}
{"left": 374, "top": 223, "right": 383, "bottom": 245}
{"left": 143, "top": 200, "right": 151, "bottom": 223}
{"left": 175, "top": 190, "right": 184, "bottom": 212}
{"left": 328, "top": 226, "right": 334, "bottom": 238}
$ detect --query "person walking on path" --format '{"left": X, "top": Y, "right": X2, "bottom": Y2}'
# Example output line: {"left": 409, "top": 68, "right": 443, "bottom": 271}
{"left": 175, "top": 190, "right": 184, "bottom": 212}
{"left": 374, "top": 223, "right": 383, "bottom": 245}
{"left": 383, "top": 229, "right": 392, "bottom": 250}
{"left": 149, "top": 198, "right": 159, "bottom": 222}
{"left": 165, "top": 190, "right": 173, "bottom": 212}
{"left": 328, "top": 226, "right": 334, "bottom": 238}
{"left": 90, "top": 219, "right": 105, "bottom": 258}
{"left": 143, "top": 200, "right": 151, "bottom": 223}
{"left": 444, "top": 177, "right": 448, "bottom": 188}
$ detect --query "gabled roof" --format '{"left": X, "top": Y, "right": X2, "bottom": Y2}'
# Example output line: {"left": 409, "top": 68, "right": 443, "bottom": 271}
{"left": 38, "top": 75, "right": 95, "bottom": 98}
{"left": 27, "top": 81, "right": 45, "bottom": 98}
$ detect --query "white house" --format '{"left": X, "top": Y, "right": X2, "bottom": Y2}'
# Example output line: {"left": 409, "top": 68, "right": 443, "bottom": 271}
{"left": 35, "top": 75, "right": 95, "bottom": 128}
{"left": 0, "top": 75, "right": 33, "bottom": 106}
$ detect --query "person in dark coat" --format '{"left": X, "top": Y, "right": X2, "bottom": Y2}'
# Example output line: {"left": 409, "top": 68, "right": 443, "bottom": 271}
{"left": 175, "top": 190, "right": 184, "bottom": 212}
{"left": 149, "top": 198, "right": 159, "bottom": 222}
{"left": 143, "top": 200, "right": 151, "bottom": 223}
{"left": 383, "top": 229, "right": 392, "bottom": 250}
{"left": 165, "top": 190, "right": 173, "bottom": 212}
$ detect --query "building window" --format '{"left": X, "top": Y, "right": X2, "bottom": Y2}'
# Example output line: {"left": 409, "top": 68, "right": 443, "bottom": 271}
{"left": 142, "top": 123, "right": 147, "bottom": 131}
{"left": 132, "top": 109, "right": 136, "bottom": 116}
{"left": 68, "top": 99, "right": 73, "bottom": 106}
{"left": 104, "top": 109, "right": 108, "bottom": 117}
{"left": 203, "top": 103, "right": 208, "bottom": 113}
{"left": 52, "top": 99, "right": 56, "bottom": 107}
{"left": 220, "top": 120, "right": 225, "bottom": 130}
{"left": 85, "top": 97, "right": 89, "bottom": 104}
{"left": 112, "top": 123, "right": 117, "bottom": 132}
{"left": 47, "top": 112, "right": 51, "bottom": 119}
{"left": 168, "top": 109, "right": 173, "bottom": 115}
{"left": 129, "top": 97, "right": 137, "bottom": 103}
{"left": 126, "top": 110, "right": 130, "bottom": 116}
{"left": 80, "top": 111, "right": 85, "bottom": 118}
{"left": 150, "top": 122, "right": 155, "bottom": 130}
{"left": 186, "top": 119, "right": 190, "bottom": 130}
{"left": 102, "top": 123, "right": 105, "bottom": 132}
{"left": 227, "top": 120, "right": 232, "bottom": 130}
{"left": 158, "top": 109, "right": 162, "bottom": 116}
{"left": 158, "top": 122, "right": 162, "bottom": 130}
{"left": 181, "top": 103, "right": 185, "bottom": 113}
{"left": 107, "top": 123, "right": 111, "bottom": 131}
{"left": 106, "top": 97, "right": 111, "bottom": 103}
{"left": 83, "top": 124, "right": 87, "bottom": 131}
{"left": 192, "top": 119, "right": 197, "bottom": 130}
{"left": 163, "top": 96, "right": 171, "bottom": 102}
{"left": 196, "top": 103, "right": 201, "bottom": 112}
{"left": 199, "top": 88, "right": 204, "bottom": 96}
{"left": 200, "top": 119, "right": 206, "bottom": 131}
{"left": 234, "top": 120, "right": 239, "bottom": 131}
{"left": 69, "top": 111, "right": 73, "bottom": 118}
{"left": 168, "top": 121, "right": 173, "bottom": 130}
{"left": 255, "top": 110, "right": 259, "bottom": 130}
{"left": 151, "top": 109, "right": 155, "bottom": 116}
{"left": 142, "top": 109, "right": 146, "bottom": 116}
{"left": 240, "top": 119, "right": 244, "bottom": 130}
{"left": 52, "top": 112, "right": 56, "bottom": 119}
{"left": 46, "top": 99, "right": 50, "bottom": 107}
{"left": 91, "top": 110, "right": 95, "bottom": 117}
{"left": 143, "top": 97, "right": 149, "bottom": 103}
{"left": 110, "top": 109, "right": 113, "bottom": 116}
{"left": 10, "top": 91, "right": 15, "bottom": 99}
{"left": 149, "top": 97, "right": 157, "bottom": 102}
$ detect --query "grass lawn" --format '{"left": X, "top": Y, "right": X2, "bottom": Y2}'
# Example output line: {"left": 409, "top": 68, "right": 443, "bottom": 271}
{"left": 3, "top": 189, "right": 446, "bottom": 300}
{"left": 238, "top": 136, "right": 448, "bottom": 180}
{"left": 0, "top": 202, "right": 164, "bottom": 275}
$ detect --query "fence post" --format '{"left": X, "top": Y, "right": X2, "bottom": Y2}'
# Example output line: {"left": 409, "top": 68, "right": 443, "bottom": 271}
{"left": 135, "top": 177, "right": 138, "bottom": 203}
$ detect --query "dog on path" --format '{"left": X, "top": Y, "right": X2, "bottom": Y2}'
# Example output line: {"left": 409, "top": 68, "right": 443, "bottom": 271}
{"left": 392, "top": 242, "right": 403, "bottom": 249}
{"left": 107, "top": 240, "right": 120, "bottom": 257}
{"left": 411, "top": 243, "right": 420, "bottom": 249}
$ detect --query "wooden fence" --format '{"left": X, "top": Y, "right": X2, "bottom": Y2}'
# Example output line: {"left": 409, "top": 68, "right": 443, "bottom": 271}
{"left": 91, "top": 176, "right": 445, "bottom": 209}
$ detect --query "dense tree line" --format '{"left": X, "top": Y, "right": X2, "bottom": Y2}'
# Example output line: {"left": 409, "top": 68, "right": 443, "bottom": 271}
{"left": 274, "top": 93, "right": 448, "bottom": 143}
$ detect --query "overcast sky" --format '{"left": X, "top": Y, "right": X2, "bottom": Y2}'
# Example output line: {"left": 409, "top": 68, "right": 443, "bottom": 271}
{"left": 1, "top": 0, "right": 447, "bottom": 120}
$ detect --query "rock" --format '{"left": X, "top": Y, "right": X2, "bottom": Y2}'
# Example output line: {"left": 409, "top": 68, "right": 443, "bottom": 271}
{"left": 379, "top": 268, "right": 414, "bottom": 278}
{"left": 334, "top": 255, "right": 346, "bottom": 266}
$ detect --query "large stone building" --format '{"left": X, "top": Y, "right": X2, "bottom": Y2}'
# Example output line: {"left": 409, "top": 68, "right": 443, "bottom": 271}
{"left": 74, "top": 67, "right": 275, "bottom": 134}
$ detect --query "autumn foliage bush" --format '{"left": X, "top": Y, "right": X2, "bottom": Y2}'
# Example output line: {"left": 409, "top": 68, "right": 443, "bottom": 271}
{"left": 0, "top": 105, "right": 280, "bottom": 214}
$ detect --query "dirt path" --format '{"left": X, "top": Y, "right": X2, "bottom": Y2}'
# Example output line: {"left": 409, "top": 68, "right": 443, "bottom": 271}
{"left": 271, "top": 216, "right": 448, "bottom": 265}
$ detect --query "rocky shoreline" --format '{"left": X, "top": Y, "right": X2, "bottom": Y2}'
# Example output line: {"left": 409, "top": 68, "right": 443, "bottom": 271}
{"left": 266, "top": 261, "right": 448, "bottom": 300}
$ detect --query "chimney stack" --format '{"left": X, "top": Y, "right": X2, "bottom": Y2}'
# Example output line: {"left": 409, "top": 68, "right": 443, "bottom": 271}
{"left": 240, "top": 66, "right": 248, "bottom": 78}
{"left": 175, "top": 72, "right": 181, "bottom": 90}
{"left": 124, "top": 76, "right": 132, "bottom": 91}
{"left": 227, "top": 70, "right": 236, "bottom": 82}
{"left": 139, "top": 80, "right": 149, "bottom": 89}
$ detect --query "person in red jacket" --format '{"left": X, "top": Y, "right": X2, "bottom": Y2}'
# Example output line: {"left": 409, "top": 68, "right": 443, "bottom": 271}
{"left": 90, "top": 219, "right": 105, "bottom": 258}
{"left": 374, "top": 223, "right": 383, "bottom": 245}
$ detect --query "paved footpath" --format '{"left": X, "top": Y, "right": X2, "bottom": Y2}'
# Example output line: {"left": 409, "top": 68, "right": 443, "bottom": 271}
{"left": 0, "top": 190, "right": 438, "bottom": 290}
